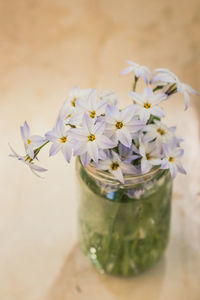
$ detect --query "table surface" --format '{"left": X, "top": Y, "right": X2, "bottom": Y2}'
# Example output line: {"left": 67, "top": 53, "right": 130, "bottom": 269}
{"left": 0, "top": 0, "right": 200, "bottom": 299}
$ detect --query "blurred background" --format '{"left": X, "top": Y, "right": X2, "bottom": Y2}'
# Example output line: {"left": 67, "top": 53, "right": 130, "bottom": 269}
{"left": 0, "top": 0, "right": 200, "bottom": 299}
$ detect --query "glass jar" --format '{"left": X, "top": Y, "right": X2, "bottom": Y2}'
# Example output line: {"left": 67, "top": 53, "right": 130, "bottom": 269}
{"left": 76, "top": 158, "right": 173, "bottom": 277}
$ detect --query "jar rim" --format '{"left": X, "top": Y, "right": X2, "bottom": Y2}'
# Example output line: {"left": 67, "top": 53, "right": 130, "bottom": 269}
{"left": 79, "top": 158, "right": 163, "bottom": 187}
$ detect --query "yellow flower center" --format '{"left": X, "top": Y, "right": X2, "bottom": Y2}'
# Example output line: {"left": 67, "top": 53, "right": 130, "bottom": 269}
{"left": 144, "top": 102, "right": 151, "bottom": 109}
{"left": 88, "top": 134, "right": 96, "bottom": 141}
{"left": 71, "top": 98, "right": 76, "bottom": 107}
{"left": 157, "top": 128, "right": 166, "bottom": 135}
{"left": 111, "top": 162, "right": 119, "bottom": 170}
{"left": 60, "top": 136, "right": 67, "bottom": 143}
{"left": 115, "top": 121, "right": 123, "bottom": 129}
{"left": 146, "top": 153, "right": 151, "bottom": 160}
{"left": 26, "top": 139, "right": 31, "bottom": 146}
{"left": 169, "top": 157, "right": 174, "bottom": 162}
{"left": 89, "top": 111, "right": 96, "bottom": 118}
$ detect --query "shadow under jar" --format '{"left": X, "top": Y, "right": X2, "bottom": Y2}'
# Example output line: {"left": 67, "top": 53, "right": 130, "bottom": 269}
{"left": 76, "top": 158, "right": 173, "bottom": 277}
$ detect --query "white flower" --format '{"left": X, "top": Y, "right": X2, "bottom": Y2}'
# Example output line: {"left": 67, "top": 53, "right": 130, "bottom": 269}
{"left": 70, "top": 114, "right": 116, "bottom": 167}
{"left": 96, "top": 151, "right": 138, "bottom": 183}
{"left": 8, "top": 144, "right": 47, "bottom": 178}
{"left": 118, "top": 143, "right": 139, "bottom": 163}
{"left": 151, "top": 68, "right": 198, "bottom": 110}
{"left": 139, "top": 140, "right": 162, "bottom": 174}
{"left": 132, "top": 133, "right": 142, "bottom": 154}
{"left": 20, "top": 121, "right": 47, "bottom": 159}
{"left": 75, "top": 89, "right": 107, "bottom": 120}
{"left": 99, "top": 90, "right": 119, "bottom": 106}
{"left": 45, "top": 118, "right": 73, "bottom": 162}
{"left": 120, "top": 60, "right": 152, "bottom": 84}
{"left": 104, "top": 104, "right": 145, "bottom": 148}
{"left": 161, "top": 138, "right": 186, "bottom": 179}
{"left": 143, "top": 120, "right": 175, "bottom": 149}
{"left": 59, "top": 86, "right": 91, "bottom": 125}
{"left": 129, "top": 87, "right": 167, "bottom": 122}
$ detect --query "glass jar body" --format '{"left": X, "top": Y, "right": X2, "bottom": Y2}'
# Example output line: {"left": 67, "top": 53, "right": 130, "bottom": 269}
{"left": 76, "top": 158, "right": 173, "bottom": 277}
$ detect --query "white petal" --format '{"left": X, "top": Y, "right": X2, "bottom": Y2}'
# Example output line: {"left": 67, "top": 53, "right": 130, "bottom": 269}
{"left": 143, "top": 86, "right": 153, "bottom": 99}
{"left": 82, "top": 114, "right": 94, "bottom": 134}
{"left": 96, "top": 159, "right": 111, "bottom": 170}
{"left": 45, "top": 128, "right": 57, "bottom": 142}
{"left": 151, "top": 93, "right": 167, "bottom": 105}
{"left": 111, "top": 168, "right": 124, "bottom": 183}
{"left": 62, "top": 142, "right": 72, "bottom": 162}
{"left": 169, "top": 163, "right": 177, "bottom": 179}
{"left": 117, "top": 128, "right": 132, "bottom": 147}
{"left": 150, "top": 158, "right": 162, "bottom": 165}
{"left": 56, "top": 118, "right": 66, "bottom": 137}
{"left": 30, "top": 135, "right": 47, "bottom": 148}
{"left": 121, "top": 105, "right": 136, "bottom": 122}
{"left": 141, "top": 159, "right": 151, "bottom": 173}
{"left": 183, "top": 91, "right": 189, "bottom": 110}
{"left": 161, "top": 158, "right": 169, "bottom": 169}
{"left": 93, "top": 121, "right": 105, "bottom": 135}
{"left": 175, "top": 148, "right": 184, "bottom": 158}
{"left": 49, "top": 142, "right": 62, "bottom": 156}
{"left": 96, "top": 99, "right": 107, "bottom": 115}
{"left": 30, "top": 164, "right": 48, "bottom": 172}
{"left": 139, "top": 109, "right": 150, "bottom": 122}
{"left": 150, "top": 106, "right": 164, "bottom": 118}
{"left": 121, "top": 162, "right": 138, "bottom": 175}
{"left": 87, "top": 141, "right": 99, "bottom": 163}
{"left": 80, "top": 152, "right": 91, "bottom": 167}
{"left": 120, "top": 66, "right": 134, "bottom": 75}
{"left": 175, "top": 160, "right": 187, "bottom": 175}
{"left": 73, "top": 142, "right": 87, "bottom": 156}
{"left": 97, "top": 135, "right": 117, "bottom": 149}
{"left": 23, "top": 121, "right": 30, "bottom": 139}
{"left": 129, "top": 91, "right": 144, "bottom": 105}
{"left": 27, "top": 146, "right": 34, "bottom": 159}
{"left": 20, "top": 126, "right": 26, "bottom": 142}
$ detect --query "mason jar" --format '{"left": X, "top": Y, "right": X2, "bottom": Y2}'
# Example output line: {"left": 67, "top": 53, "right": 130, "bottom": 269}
{"left": 76, "top": 158, "right": 173, "bottom": 277}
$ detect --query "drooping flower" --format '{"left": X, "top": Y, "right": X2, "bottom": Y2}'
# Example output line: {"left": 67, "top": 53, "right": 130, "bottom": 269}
{"left": 75, "top": 89, "right": 108, "bottom": 120}
{"left": 96, "top": 150, "right": 138, "bottom": 183}
{"left": 99, "top": 90, "right": 119, "bottom": 106}
{"left": 45, "top": 118, "right": 74, "bottom": 162}
{"left": 120, "top": 60, "right": 152, "bottom": 84}
{"left": 142, "top": 120, "right": 176, "bottom": 149}
{"left": 8, "top": 144, "right": 47, "bottom": 178}
{"left": 151, "top": 68, "right": 198, "bottom": 110}
{"left": 129, "top": 86, "right": 167, "bottom": 122}
{"left": 139, "top": 139, "right": 162, "bottom": 174}
{"left": 104, "top": 104, "right": 145, "bottom": 148}
{"left": 161, "top": 138, "right": 186, "bottom": 179}
{"left": 118, "top": 143, "right": 139, "bottom": 163}
{"left": 59, "top": 86, "right": 91, "bottom": 125}
{"left": 20, "top": 121, "right": 47, "bottom": 159}
{"left": 70, "top": 114, "right": 116, "bottom": 167}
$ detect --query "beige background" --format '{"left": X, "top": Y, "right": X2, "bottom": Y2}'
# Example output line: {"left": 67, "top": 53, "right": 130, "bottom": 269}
{"left": 0, "top": 0, "right": 200, "bottom": 299}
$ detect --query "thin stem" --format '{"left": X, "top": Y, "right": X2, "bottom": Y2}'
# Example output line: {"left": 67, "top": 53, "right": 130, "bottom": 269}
{"left": 32, "top": 140, "right": 49, "bottom": 160}
{"left": 165, "top": 83, "right": 177, "bottom": 96}
{"left": 153, "top": 85, "right": 164, "bottom": 92}
{"left": 166, "top": 87, "right": 177, "bottom": 96}
{"left": 133, "top": 76, "right": 138, "bottom": 91}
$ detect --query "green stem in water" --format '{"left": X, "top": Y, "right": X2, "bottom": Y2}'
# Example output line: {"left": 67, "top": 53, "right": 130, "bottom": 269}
{"left": 133, "top": 76, "right": 138, "bottom": 91}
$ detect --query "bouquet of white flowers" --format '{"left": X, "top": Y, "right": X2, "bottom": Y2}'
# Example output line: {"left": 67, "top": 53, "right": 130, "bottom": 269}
{"left": 9, "top": 60, "right": 197, "bottom": 182}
